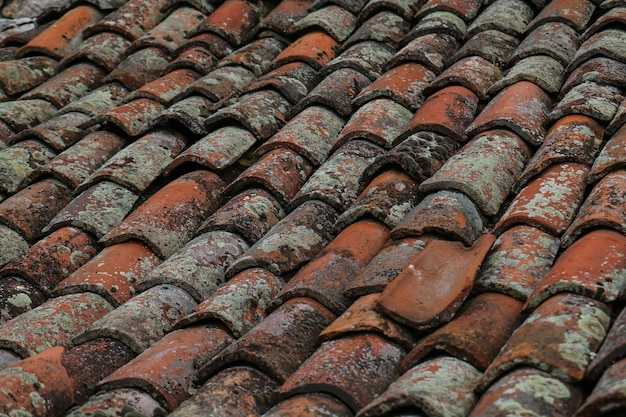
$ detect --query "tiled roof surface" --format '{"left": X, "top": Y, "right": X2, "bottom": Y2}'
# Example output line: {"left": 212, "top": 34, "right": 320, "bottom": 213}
{"left": 0, "top": 0, "right": 624, "bottom": 415}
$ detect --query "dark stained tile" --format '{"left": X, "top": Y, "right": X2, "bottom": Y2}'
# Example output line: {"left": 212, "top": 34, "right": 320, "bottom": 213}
{"left": 86, "top": 98, "right": 165, "bottom": 137}
{"left": 519, "top": 115, "right": 604, "bottom": 188}
{"left": 197, "top": 297, "right": 335, "bottom": 383}
{"left": 242, "top": 62, "right": 320, "bottom": 104}
{"left": 526, "top": 0, "right": 595, "bottom": 33}
{"left": 583, "top": 7, "right": 626, "bottom": 40}
{"left": 62, "top": 337, "right": 136, "bottom": 404}
{"left": 225, "top": 148, "right": 313, "bottom": 207}
{"left": 511, "top": 22, "right": 579, "bottom": 67}
{"left": 415, "top": 0, "right": 483, "bottom": 22}
{"left": 377, "top": 234, "right": 495, "bottom": 330}
{"left": 568, "top": 29, "right": 626, "bottom": 73}
{"left": 155, "top": 95, "right": 214, "bottom": 136}
{"left": 77, "top": 128, "right": 186, "bottom": 194}
{"left": 128, "top": 6, "right": 206, "bottom": 55}
{"left": 494, "top": 163, "right": 589, "bottom": 236}
{"left": 296, "top": 67, "right": 371, "bottom": 116}
{"left": 0, "top": 140, "right": 56, "bottom": 194}
{"left": 345, "top": 236, "right": 431, "bottom": 297}
{"left": 353, "top": 62, "right": 435, "bottom": 111}
{"left": 320, "top": 293, "right": 417, "bottom": 349}
{"left": 550, "top": 81, "right": 623, "bottom": 123}
{"left": 138, "top": 231, "right": 248, "bottom": 302}
{"left": 364, "top": 131, "right": 460, "bottom": 183}
{"left": 183, "top": 65, "right": 255, "bottom": 102}
{"left": 11, "top": 111, "right": 92, "bottom": 152}
{"left": 358, "top": 356, "right": 482, "bottom": 417}
{"left": 74, "top": 284, "right": 197, "bottom": 354}
{"left": 227, "top": 199, "right": 339, "bottom": 276}
{"left": 397, "top": 86, "right": 479, "bottom": 144}
{"left": 167, "top": 126, "right": 256, "bottom": 174}
{"left": 101, "top": 171, "right": 224, "bottom": 259}
{"left": 165, "top": 44, "right": 218, "bottom": 74}
{"left": 205, "top": 90, "right": 291, "bottom": 140}
{"left": 126, "top": 69, "right": 200, "bottom": 105}
{"left": 179, "top": 267, "right": 283, "bottom": 338}
{"left": 64, "top": 388, "right": 164, "bottom": 417}
{"left": 474, "top": 225, "right": 560, "bottom": 300}
{"left": 449, "top": 29, "right": 520, "bottom": 67}
{"left": 0, "top": 292, "right": 113, "bottom": 357}
{"left": 490, "top": 55, "right": 565, "bottom": 95}
{"left": 98, "top": 325, "right": 233, "bottom": 411}
{"left": 34, "top": 130, "right": 125, "bottom": 189}
{"left": 465, "top": 0, "right": 534, "bottom": 39}
{"left": 273, "top": 220, "right": 389, "bottom": 313}
{"left": 171, "top": 366, "right": 279, "bottom": 417}
{"left": 391, "top": 191, "right": 486, "bottom": 245}
{"left": 401, "top": 292, "right": 523, "bottom": 371}
{"left": 20, "top": 62, "right": 104, "bottom": 109}
{"left": 588, "top": 124, "right": 626, "bottom": 185}
{"left": 217, "top": 38, "right": 286, "bottom": 77}
{"left": 193, "top": 0, "right": 262, "bottom": 47}
{"left": 386, "top": 33, "right": 458, "bottom": 74}
{"left": 608, "top": 96, "right": 626, "bottom": 137}
{"left": 84, "top": 0, "right": 171, "bottom": 41}
{"left": 481, "top": 293, "right": 610, "bottom": 387}
{"left": 561, "top": 170, "right": 626, "bottom": 247}
{"left": 335, "top": 98, "right": 413, "bottom": 150}
{"left": 256, "top": 105, "right": 345, "bottom": 165}
{"left": 470, "top": 367, "right": 583, "bottom": 417}
{"left": 0, "top": 226, "right": 97, "bottom": 296}
{"left": 43, "top": 180, "right": 139, "bottom": 239}
{"left": 344, "top": 11, "right": 410, "bottom": 50}
{"left": 60, "top": 31, "right": 132, "bottom": 71}
{"left": 405, "top": 11, "right": 467, "bottom": 43}
{"left": 0, "top": 346, "right": 75, "bottom": 416}
{"left": 272, "top": 31, "right": 340, "bottom": 70}
{"left": 278, "top": 334, "right": 404, "bottom": 412}
{"left": 54, "top": 241, "right": 161, "bottom": 306}
{"left": 176, "top": 32, "right": 234, "bottom": 60}
{"left": 358, "top": 0, "right": 421, "bottom": 21}
{"left": 468, "top": 81, "right": 552, "bottom": 145}
{"left": 58, "top": 82, "right": 129, "bottom": 118}
{"left": 293, "top": 5, "right": 356, "bottom": 42}
{"left": 258, "top": 0, "right": 314, "bottom": 38}
{"left": 0, "top": 178, "right": 71, "bottom": 241}
{"left": 426, "top": 56, "right": 501, "bottom": 101}
{"left": 265, "top": 393, "right": 353, "bottom": 417}
{"left": 291, "top": 140, "right": 384, "bottom": 211}
{"left": 15, "top": 5, "right": 102, "bottom": 59}
{"left": 420, "top": 129, "right": 531, "bottom": 216}
{"left": 526, "top": 229, "right": 626, "bottom": 311}
{"left": 576, "top": 357, "right": 626, "bottom": 417}
{"left": 323, "top": 41, "right": 395, "bottom": 81}
{"left": 0, "top": 275, "right": 46, "bottom": 323}
{"left": 587, "top": 303, "right": 626, "bottom": 381}
{"left": 336, "top": 169, "right": 420, "bottom": 230}
{"left": 0, "top": 56, "right": 58, "bottom": 97}
{"left": 105, "top": 47, "right": 170, "bottom": 91}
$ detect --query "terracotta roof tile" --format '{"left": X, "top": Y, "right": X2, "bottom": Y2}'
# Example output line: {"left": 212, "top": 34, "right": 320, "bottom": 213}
{"left": 481, "top": 293, "right": 610, "bottom": 387}
{"left": 377, "top": 234, "right": 495, "bottom": 329}
{"left": 274, "top": 220, "right": 388, "bottom": 313}
{"left": 278, "top": 333, "right": 404, "bottom": 411}
{"left": 420, "top": 129, "right": 531, "bottom": 216}
{"left": 494, "top": 163, "right": 588, "bottom": 236}
{"left": 577, "top": 357, "right": 626, "bottom": 417}
{"left": 171, "top": 366, "right": 279, "bottom": 416}
{"left": 53, "top": 241, "right": 161, "bottom": 306}
{"left": 358, "top": 356, "right": 482, "bottom": 417}
{"left": 470, "top": 367, "right": 583, "bottom": 417}
{"left": 197, "top": 297, "right": 335, "bottom": 382}
{"left": 1, "top": 0, "right": 626, "bottom": 414}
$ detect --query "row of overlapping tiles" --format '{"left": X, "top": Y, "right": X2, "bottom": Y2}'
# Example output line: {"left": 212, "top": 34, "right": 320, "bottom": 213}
{"left": 0, "top": 0, "right": 623, "bottom": 414}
